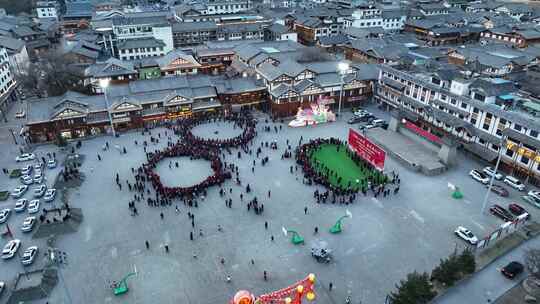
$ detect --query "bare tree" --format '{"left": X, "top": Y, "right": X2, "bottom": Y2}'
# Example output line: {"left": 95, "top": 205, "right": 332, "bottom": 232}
{"left": 17, "top": 49, "right": 90, "bottom": 97}
{"left": 524, "top": 248, "right": 540, "bottom": 280}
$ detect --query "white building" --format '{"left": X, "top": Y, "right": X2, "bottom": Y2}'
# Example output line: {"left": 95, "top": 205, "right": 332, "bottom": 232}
{"left": 0, "top": 37, "right": 30, "bottom": 75}
{"left": 36, "top": 1, "right": 58, "bottom": 20}
{"left": 350, "top": 6, "right": 406, "bottom": 31}
{"left": 111, "top": 15, "right": 173, "bottom": 58}
{"left": 0, "top": 47, "right": 17, "bottom": 119}
{"left": 117, "top": 38, "right": 166, "bottom": 60}
{"left": 206, "top": 0, "right": 251, "bottom": 14}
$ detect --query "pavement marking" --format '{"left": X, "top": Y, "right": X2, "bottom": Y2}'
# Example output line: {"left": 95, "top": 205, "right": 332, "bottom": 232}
{"left": 274, "top": 180, "right": 282, "bottom": 188}
{"left": 360, "top": 244, "right": 378, "bottom": 254}
{"left": 463, "top": 199, "right": 473, "bottom": 205}
{"left": 371, "top": 197, "right": 383, "bottom": 208}
{"left": 111, "top": 247, "right": 118, "bottom": 259}
{"left": 345, "top": 247, "right": 355, "bottom": 255}
{"left": 409, "top": 210, "right": 425, "bottom": 224}
{"left": 84, "top": 226, "right": 93, "bottom": 242}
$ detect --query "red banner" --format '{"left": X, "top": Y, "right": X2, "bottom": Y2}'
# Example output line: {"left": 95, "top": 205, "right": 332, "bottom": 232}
{"left": 404, "top": 121, "right": 442, "bottom": 144}
{"left": 348, "top": 128, "right": 386, "bottom": 171}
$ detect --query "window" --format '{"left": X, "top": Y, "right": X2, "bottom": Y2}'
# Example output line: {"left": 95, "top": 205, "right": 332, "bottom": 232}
{"left": 514, "top": 124, "right": 522, "bottom": 132}
{"left": 473, "top": 107, "right": 479, "bottom": 113}
{"left": 521, "top": 156, "right": 529, "bottom": 165}
{"left": 460, "top": 102, "right": 468, "bottom": 109}
{"left": 530, "top": 130, "right": 539, "bottom": 138}
{"left": 506, "top": 149, "right": 514, "bottom": 157}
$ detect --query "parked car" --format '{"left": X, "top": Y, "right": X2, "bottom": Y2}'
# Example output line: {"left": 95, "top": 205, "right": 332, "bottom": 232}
{"left": 522, "top": 195, "right": 540, "bottom": 209}
{"left": 21, "top": 165, "right": 32, "bottom": 176}
{"left": 483, "top": 166, "right": 503, "bottom": 180}
{"left": 33, "top": 185, "right": 47, "bottom": 198}
{"left": 353, "top": 109, "right": 370, "bottom": 117}
{"left": 15, "top": 111, "right": 25, "bottom": 119}
{"left": 454, "top": 226, "right": 478, "bottom": 245}
{"left": 47, "top": 159, "right": 57, "bottom": 169}
{"left": 528, "top": 190, "right": 540, "bottom": 202}
{"left": 21, "top": 246, "right": 38, "bottom": 266}
{"left": 11, "top": 185, "right": 28, "bottom": 198}
{"left": 0, "top": 281, "right": 4, "bottom": 296}
{"left": 43, "top": 189, "right": 56, "bottom": 202}
{"left": 347, "top": 116, "right": 364, "bottom": 124}
{"left": 33, "top": 162, "right": 43, "bottom": 171}
{"left": 0, "top": 209, "right": 10, "bottom": 224}
{"left": 504, "top": 176, "right": 526, "bottom": 191}
{"left": 33, "top": 172, "right": 44, "bottom": 184}
{"left": 27, "top": 200, "right": 40, "bottom": 214}
{"left": 14, "top": 199, "right": 27, "bottom": 212}
{"left": 489, "top": 184, "right": 509, "bottom": 197}
{"left": 469, "top": 169, "right": 489, "bottom": 184}
{"left": 489, "top": 204, "right": 514, "bottom": 222}
{"left": 20, "top": 175, "right": 34, "bottom": 185}
{"left": 508, "top": 203, "right": 529, "bottom": 218}
{"left": 501, "top": 261, "right": 524, "bottom": 279}
{"left": 21, "top": 216, "right": 36, "bottom": 232}
{"left": 1, "top": 239, "right": 21, "bottom": 259}
{"left": 15, "top": 153, "right": 35, "bottom": 162}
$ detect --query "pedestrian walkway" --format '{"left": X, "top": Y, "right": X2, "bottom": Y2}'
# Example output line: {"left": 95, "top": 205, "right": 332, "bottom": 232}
{"left": 434, "top": 235, "right": 540, "bottom": 304}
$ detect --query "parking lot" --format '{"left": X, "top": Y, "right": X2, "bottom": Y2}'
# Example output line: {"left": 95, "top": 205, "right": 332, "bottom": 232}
{"left": 0, "top": 108, "right": 539, "bottom": 304}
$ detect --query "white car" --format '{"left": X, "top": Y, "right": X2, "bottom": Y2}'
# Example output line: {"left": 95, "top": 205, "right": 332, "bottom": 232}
{"left": 43, "top": 189, "right": 56, "bottom": 202}
{"left": 21, "top": 217, "right": 36, "bottom": 233}
{"left": 483, "top": 166, "right": 503, "bottom": 180}
{"left": 47, "top": 159, "right": 57, "bottom": 169}
{"left": 11, "top": 185, "right": 28, "bottom": 198}
{"left": 14, "top": 199, "right": 28, "bottom": 212}
{"left": 455, "top": 226, "right": 478, "bottom": 245}
{"left": 21, "top": 165, "right": 32, "bottom": 175}
{"left": 15, "top": 111, "right": 25, "bottom": 118}
{"left": 354, "top": 109, "right": 370, "bottom": 117}
{"left": 16, "top": 153, "right": 35, "bottom": 162}
{"left": 0, "top": 281, "right": 4, "bottom": 296}
{"left": 1, "top": 239, "right": 21, "bottom": 259}
{"left": 34, "top": 173, "right": 44, "bottom": 184}
{"left": 33, "top": 185, "right": 47, "bottom": 198}
{"left": 20, "top": 175, "right": 34, "bottom": 185}
{"left": 0, "top": 209, "right": 10, "bottom": 224}
{"left": 33, "top": 162, "right": 43, "bottom": 171}
{"left": 528, "top": 190, "right": 540, "bottom": 202}
{"left": 27, "top": 200, "right": 40, "bottom": 214}
{"left": 504, "top": 176, "right": 526, "bottom": 191}
{"left": 21, "top": 246, "right": 38, "bottom": 266}
{"left": 469, "top": 169, "right": 490, "bottom": 184}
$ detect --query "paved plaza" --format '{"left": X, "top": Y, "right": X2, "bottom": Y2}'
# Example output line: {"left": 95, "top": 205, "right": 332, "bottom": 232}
{"left": 0, "top": 108, "right": 539, "bottom": 304}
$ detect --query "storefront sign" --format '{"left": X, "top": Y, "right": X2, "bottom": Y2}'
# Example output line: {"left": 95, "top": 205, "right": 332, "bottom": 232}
{"left": 348, "top": 128, "right": 386, "bottom": 171}
{"left": 404, "top": 121, "right": 442, "bottom": 144}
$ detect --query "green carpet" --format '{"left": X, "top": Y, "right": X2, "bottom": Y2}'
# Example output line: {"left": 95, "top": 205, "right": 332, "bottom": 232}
{"left": 310, "top": 144, "right": 377, "bottom": 190}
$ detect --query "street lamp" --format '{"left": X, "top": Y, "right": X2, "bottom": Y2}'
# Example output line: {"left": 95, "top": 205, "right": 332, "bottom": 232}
{"left": 337, "top": 62, "right": 350, "bottom": 118}
{"left": 99, "top": 79, "right": 116, "bottom": 137}
{"left": 480, "top": 133, "right": 507, "bottom": 215}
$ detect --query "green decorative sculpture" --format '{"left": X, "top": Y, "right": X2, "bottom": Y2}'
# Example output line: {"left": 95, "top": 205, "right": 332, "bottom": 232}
{"left": 282, "top": 227, "right": 305, "bottom": 245}
{"left": 329, "top": 210, "right": 352, "bottom": 234}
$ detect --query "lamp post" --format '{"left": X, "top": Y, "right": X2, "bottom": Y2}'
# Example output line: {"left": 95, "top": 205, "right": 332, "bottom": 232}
{"left": 337, "top": 62, "right": 349, "bottom": 118}
{"left": 480, "top": 133, "right": 507, "bottom": 215}
{"left": 99, "top": 79, "right": 116, "bottom": 137}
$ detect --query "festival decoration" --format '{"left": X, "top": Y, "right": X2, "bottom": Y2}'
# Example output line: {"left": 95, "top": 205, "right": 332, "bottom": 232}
{"left": 282, "top": 226, "right": 305, "bottom": 245}
{"left": 329, "top": 209, "right": 352, "bottom": 234}
{"left": 288, "top": 98, "right": 336, "bottom": 128}
{"left": 231, "top": 274, "right": 316, "bottom": 304}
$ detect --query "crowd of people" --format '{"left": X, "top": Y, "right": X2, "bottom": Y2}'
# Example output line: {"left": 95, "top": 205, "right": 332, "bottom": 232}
{"left": 173, "top": 113, "right": 257, "bottom": 149}
{"left": 137, "top": 143, "right": 231, "bottom": 199}
{"left": 295, "top": 137, "right": 390, "bottom": 196}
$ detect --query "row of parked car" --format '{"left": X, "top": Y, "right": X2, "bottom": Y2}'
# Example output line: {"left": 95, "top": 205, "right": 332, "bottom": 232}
{"left": 347, "top": 109, "right": 388, "bottom": 130}
{"left": 469, "top": 167, "right": 527, "bottom": 191}
{"left": 2, "top": 239, "right": 38, "bottom": 265}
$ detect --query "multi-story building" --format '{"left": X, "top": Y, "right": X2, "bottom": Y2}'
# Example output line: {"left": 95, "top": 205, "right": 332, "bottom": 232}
{"left": 117, "top": 38, "right": 166, "bottom": 61}
{"left": 0, "top": 37, "right": 30, "bottom": 75}
{"left": 172, "top": 21, "right": 219, "bottom": 47}
{"left": 375, "top": 65, "right": 540, "bottom": 185}
{"left": 110, "top": 15, "right": 173, "bottom": 57}
{"left": 0, "top": 47, "right": 17, "bottom": 120}
{"left": 36, "top": 1, "right": 59, "bottom": 20}
{"left": 205, "top": 0, "right": 252, "bottom": 14}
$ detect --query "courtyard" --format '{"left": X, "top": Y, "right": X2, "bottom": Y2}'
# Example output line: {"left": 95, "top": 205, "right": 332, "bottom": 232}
{"left": 0, "top": 109, "right": 539, "bottom": 304}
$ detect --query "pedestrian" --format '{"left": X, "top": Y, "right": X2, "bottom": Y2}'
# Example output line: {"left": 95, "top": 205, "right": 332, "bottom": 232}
{"left": 220, "top": 257, "right": 225, "bottom": 264}
{"left": 329, "top": 282, "right": 333, "bottom": 291}
{"left": 263, "top": 271, "right": 267, "bottom": 281}
{"left": 314, "top": 227, "right": 318, "bottom": 234}
{"left": 271, "top": 235, "right": 274, "bottom": 241}
{"left": 264, "top": 221, "right": 268, "bottom": 230}
{"left": 251, "top": 259, "right": 255, "bottom": 265}
{"left": 268, "top": 190, "right": 271, "bottom": 198}
{"left": 97, "top": 154, "right": 101, "bottom": 161}
{"left": 304, "top": 206, "right": 308, "bottom": 215}
{"left": 160, "top": 212, "right": 164, "bottom": 220}
{"left": 190, "top": 231, "right": 193, "bottom": 241}
{"left": 164, "top": 244, "right": 169, "bottom": 253}
{"left": 145, "top": 240, "right": 149, "bottom": 249}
